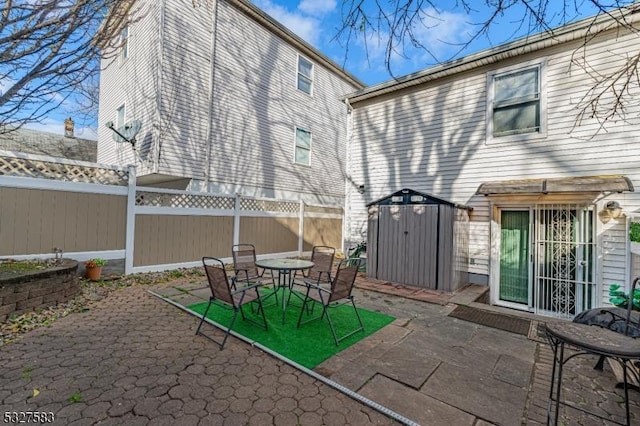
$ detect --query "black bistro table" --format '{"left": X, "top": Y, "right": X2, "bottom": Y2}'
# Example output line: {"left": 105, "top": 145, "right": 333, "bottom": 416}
{"left": 544, "top": 321, "right": 640, "bottom": 426}
{"left": 255, "top": 258, "right": 314, "bottom": 324}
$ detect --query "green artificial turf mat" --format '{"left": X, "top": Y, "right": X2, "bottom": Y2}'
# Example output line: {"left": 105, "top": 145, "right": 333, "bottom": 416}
{"left": 188, "top": 289, "right": 395, "bottom": 369}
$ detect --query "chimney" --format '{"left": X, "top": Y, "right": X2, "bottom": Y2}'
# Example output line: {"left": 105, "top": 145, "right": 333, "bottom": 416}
{"left": 64, "top": 117, "right": 74, "bottom": 138}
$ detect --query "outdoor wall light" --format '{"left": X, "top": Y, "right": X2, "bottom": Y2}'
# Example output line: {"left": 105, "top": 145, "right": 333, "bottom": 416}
{"left": 606, "top": 201, "right": 623, "bottom": 219}
{"left": 357, "top": 184, "right": 366, "bottom": 194}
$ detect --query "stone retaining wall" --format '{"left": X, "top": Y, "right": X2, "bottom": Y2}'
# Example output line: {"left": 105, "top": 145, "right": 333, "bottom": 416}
{"left": 0, "top": 259, "right": 79, "bottom": 321}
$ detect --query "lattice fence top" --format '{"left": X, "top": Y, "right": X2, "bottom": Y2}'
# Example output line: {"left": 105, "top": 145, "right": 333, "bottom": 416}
{"left": 241, "top": 198, "right": 300, "bottom": 213}
{"left": 0, "top": 156, "right": 129, "bottom": 185}
{"left": 136, "top": 191, "right": 235, "bottom": 209}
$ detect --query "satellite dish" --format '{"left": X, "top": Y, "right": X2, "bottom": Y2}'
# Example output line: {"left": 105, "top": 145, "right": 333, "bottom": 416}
{"left": 105, "top": 119, "right": 141, "bottom": 148}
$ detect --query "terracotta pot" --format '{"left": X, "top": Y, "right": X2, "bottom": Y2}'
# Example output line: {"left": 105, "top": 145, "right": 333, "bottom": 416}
{"left": 85, "top": 266, "right": 103, "bottom": 281}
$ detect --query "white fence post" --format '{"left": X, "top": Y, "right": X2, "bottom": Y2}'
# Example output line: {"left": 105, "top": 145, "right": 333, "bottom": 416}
{"left": 124, "top": 165, "right": 137, "bottom": 275}
{"left": 233, "top": 193, "right": 241, "bottom": 245}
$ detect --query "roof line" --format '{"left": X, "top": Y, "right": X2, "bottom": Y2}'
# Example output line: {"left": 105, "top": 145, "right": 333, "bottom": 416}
{"left": 228, "top": 0, "right": 365, "bottom": 89}
{"left": 344, "top": 4, "right": 640, "bottom": 103}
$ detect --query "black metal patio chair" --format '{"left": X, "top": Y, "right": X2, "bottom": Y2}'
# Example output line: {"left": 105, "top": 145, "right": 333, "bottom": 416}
{"left": 296, "top": 258, "right": 364, "bottom": 345}
{"left": 195, "top": 257, "right": 268, "bottom": 350}
{"left": 231, "top": 243, "right": 277, "bottom": 302}
{"left": 289, "top": 245, "right": 336, "bottom": 305}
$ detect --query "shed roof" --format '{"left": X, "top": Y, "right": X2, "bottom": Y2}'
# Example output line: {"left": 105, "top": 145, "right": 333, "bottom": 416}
{"left": 367, "top": 188, "right": 472, "bottom": 210}
{"left": 475, "top": 175, "right": 634, "bottom": 196}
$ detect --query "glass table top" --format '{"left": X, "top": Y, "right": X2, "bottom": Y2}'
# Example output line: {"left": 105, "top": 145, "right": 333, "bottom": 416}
{"left": 255, "top": 258, "right": 314, "bottom": 270}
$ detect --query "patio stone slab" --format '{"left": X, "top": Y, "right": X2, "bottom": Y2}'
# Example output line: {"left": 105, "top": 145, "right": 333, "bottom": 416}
{"left": 189, "top": 288, "right": 213, "bottom": 300}
{"left": 421, "top": 361, "right": 529, "bottom": 426}
{"left": 320, "top": 358, "right": 377, "bottom": 391}
{"left": 448, "top": 284, "right": 489, "bottom": 305}
{"left": 371, "top": 342, "right": 441, "bottom": 389}
{"left": 469, "top": 325, "right": 537, "bottom": 362}
{"left": 397, "top": 329, "right": 501, "bottom": 376}
{"left": 359, "top": 375, "right": 475, "bottom": 426}
{"left": 493, "top": 353, "right": 534, "bottom": 388}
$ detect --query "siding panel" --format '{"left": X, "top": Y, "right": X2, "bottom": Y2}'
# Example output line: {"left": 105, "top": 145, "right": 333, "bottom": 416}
{"left": 346, "top": 23, "right": 640, "bottom": 302}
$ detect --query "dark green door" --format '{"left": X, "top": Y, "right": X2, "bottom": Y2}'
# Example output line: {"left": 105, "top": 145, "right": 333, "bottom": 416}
{"left": 500, "top": 211, "right": 530, "bottom": 304}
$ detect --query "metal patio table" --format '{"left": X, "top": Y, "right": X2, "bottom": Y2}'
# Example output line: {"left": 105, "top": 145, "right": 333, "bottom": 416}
{"left": 545, "top": 321, "right": 640, "bottom": 426}
{"left": 255, "top": 258, "right": 314, "bottom": 324}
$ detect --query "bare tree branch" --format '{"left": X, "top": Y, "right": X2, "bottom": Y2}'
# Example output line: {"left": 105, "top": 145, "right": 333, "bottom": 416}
{"left": 0, "top": 0, "right": 138, "bottom": 134}
{"left": 335, "top": 0, "right": 640, "bottom": 132}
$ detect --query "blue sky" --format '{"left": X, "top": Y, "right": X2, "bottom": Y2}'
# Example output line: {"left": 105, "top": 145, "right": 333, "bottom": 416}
{"left": 253, "top": 0, "right": 600, "bottom": 84}
{"left": 255, "top": 0, "right": 488, "bottom": 84}
{"left": 27, "top": 0, "right": 604, "bottom": 139}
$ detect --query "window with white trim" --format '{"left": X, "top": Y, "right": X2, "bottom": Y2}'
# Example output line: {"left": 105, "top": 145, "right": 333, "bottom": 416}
{"left": 120, "top": 25, "right": 129, "bottom": 62}
{"left": 488, "top": 64, "right": 542, "bottom": 138}
{"left": 116, "top": 104, "right": 126, "bottom": 128}
{"left": 294, "top": 127, "right": 311, "bottom": 165}
{"left": 297, "top": 55, "right": 313, "bottom": 95}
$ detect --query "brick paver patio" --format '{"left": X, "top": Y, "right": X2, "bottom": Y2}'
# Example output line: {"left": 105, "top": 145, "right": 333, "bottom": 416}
{"left": 0, "top": 285, "right": 398, "bottom": 425}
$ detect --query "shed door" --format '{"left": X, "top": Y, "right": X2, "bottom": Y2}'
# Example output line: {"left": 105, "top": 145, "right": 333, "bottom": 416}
{"left": 377, "top": 205, "right": 438, "bottom": 288}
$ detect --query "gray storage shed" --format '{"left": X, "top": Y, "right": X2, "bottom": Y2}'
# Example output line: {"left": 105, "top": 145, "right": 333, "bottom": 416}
{"left": 367, "top": 188, "right": 472, "bottom": 292}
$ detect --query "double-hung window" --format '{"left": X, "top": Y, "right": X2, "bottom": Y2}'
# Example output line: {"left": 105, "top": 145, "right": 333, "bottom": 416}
{"left": 116, "top": 104, "right": 126, "bottom": 129}
{"left": 120, "top": 25, "right": 129, "bottom": 62}
{"left": 489, "top": 64, "right": 543, "bottom": 139}
{"left": 294, "top": 127, "right": 311, "bottom": 165}
{"left": 297, "top": 55, "right": 313, "bottom": 95}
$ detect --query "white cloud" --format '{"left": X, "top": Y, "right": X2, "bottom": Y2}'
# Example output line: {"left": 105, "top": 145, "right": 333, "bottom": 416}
{"left": 298, "top": 0, "right": 336, "bottom": 16}
{"left": 253, "top": 0, "right": 321, "bottom": 46}
{"left": 0, "top": 76, "right": 15, "bottom": 95}
{"left": 347, "top": 8, "right": 475, "bottom": 82}
{"left": 411, "top": 9, "right": 474, "bottom": 62}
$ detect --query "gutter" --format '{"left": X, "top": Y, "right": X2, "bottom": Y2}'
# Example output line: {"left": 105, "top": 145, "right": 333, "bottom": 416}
{"left": 344, "top": 4, "right": 640, "bottom": 104}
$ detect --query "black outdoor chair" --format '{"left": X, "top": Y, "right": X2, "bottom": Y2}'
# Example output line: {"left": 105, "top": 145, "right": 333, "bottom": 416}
{"left": 231, "top": 243, "right": 277, "bottom": 302}
{"left": 289, "top": 245, "right": 336, "bottom": 302}
{"left": 195, "top": 257, "right": 268, "bottom": 350}
{"left": 296, "top": 258, "right": 364, "bottom": 345}
{"left": 303, "top": 245, "right": 335, "bottom": 286}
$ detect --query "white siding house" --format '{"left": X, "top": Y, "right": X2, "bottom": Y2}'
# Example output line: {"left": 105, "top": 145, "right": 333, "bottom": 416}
{"left": 98, "top": 0, "right": 363, "bottom": 204}
{"left": 344, "top": 7, "right": 640, "bottom": 318}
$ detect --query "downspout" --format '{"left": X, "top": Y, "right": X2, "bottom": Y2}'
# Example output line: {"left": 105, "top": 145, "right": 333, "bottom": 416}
{"left": 153, "top": 0, "right": 167, "bottom": 173}
{"left": 342, "top": 97, "right": 353, "bottom": 254}
{"left": 202, "top": 0, "right": 220, "bottom": 190}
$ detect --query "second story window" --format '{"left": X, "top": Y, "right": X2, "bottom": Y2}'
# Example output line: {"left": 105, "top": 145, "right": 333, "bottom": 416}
{"left": 297, "top": 55, "right": 313, "bottom": 95}
{"left": 120, "top": 25, "right": 129, "bottom": 62}
{"left": 294, "top": 127, "right": 311, "bottom": 165}
{"left": 489, "top": 64, "right": 542, "bottom": 138}
{"left": 116, "top": 104, "right": 126, "bottom": 129}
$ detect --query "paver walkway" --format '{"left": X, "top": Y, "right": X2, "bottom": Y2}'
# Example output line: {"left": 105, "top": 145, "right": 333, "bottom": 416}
{"left": 1, "top": 275, "right": 639, "bottom": 425}
{"left": 0, "top": 285, "right": 397, "bottom": 425}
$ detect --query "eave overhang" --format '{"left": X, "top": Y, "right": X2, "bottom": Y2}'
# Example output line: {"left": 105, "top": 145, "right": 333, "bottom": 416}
{"left": 476, "top": 175, "right": 634, "bottom": 197}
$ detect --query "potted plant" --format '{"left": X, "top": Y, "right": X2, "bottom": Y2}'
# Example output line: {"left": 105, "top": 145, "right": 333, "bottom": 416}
{"left": 631, "top": 221, "right": 640, "bottom": 255}
{"left": 85, "top": 258, "right": 107, "bottom": 280}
